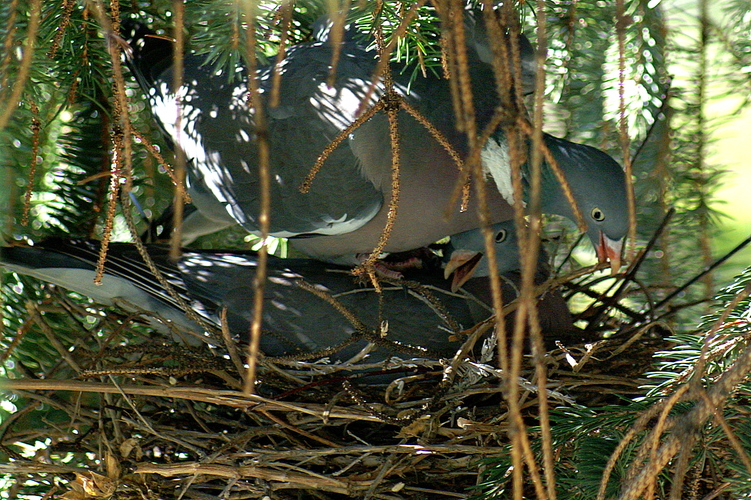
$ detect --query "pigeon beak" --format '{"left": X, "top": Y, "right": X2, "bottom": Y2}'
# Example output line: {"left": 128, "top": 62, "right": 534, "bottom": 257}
{"left": 444, "top": 250, "right": 484, "bottom": 292}
{"left": 597, "top": 231, "right": 623, "bottom": 275}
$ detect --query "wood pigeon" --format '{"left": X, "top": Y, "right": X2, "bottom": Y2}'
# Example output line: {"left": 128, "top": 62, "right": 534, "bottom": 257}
{"left": 121, "top": 11, "right": 627, "bottom": 270}
{"left": 1, "top": 222, "right": 574, "bottom": 365}
{"left": 442, "top": 222, "right": 574, "bottom": 334}
{"left": 443, "top": 222, "right": 519, "bottom": 293}
{"left": 0, "top": 230, "right": 514, "bottom": 363}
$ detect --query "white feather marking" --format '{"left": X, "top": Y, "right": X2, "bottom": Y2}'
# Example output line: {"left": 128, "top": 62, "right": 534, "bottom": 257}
{"left": 245, "top": 203, "right": 380, "bottom": 238}
{"left": 481, "top": 137, "right": 514, "bottom": 204}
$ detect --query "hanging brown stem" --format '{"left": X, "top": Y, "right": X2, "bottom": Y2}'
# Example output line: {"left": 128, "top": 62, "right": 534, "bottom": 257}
{"left": 131, "top": 130, "right": 191, "bottom": 203}
{"left": 325, "top": 0, "right": 352, "bottom": 88}
{"left": 0, "top": 0, "right": 19, "bottom": 95}
{"left": 0, "top": 0, "right": 40, "bottom": 133}
{"left": 169, "top": 0, "right": 186, "bottom": 260}
{"left": 615, "top": 0, "right": 637, "bottom": 265}
{"left": 48, "top": 0, "right": 75, "bottom": 59}
{"left": 90, "top": 0, "right": 132, "bottom": 285}
{"left": 355, "top": 0, "right": 428, "bottom": 116}
{"left": 300, "top": 101, "right": 384, "bottom": 194}
{"left": 529, "top": 1, "right": 555, "bottom": 496}
{"left": 354, "top": 86, "right": 400, "bottom": 289}
{"left": 242, "top": 3, "right": 271, "bottom": 396}
{"left": 269, "top": 1, "right": 293, "bottom": 108}
{"left": 20, "top": 100, "right": 40, "bottom": 226}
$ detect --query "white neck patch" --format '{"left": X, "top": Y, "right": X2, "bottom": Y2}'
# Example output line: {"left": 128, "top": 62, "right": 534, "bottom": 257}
{"left": 481, "top": 136, "right": 514, "bottom": 205}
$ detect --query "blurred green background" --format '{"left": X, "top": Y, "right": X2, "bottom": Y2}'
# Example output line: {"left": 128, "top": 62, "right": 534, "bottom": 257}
{"left": 677, "top": 0, "right": 751, "bottom": 280}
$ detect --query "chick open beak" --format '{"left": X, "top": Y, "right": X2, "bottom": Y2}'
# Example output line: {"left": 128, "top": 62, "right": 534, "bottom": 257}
{"left": 444, "top": 250, "right": 484, "bottom": 292}
{"left": 597, "top": 232, "right": 624, "bottom": 274}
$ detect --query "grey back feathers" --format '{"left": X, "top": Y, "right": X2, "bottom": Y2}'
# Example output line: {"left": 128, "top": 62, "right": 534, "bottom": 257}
{"left": 122, "top": 13, "right": 627, "bottom": 267}
{"left": 1, "top": 240, "right": 513, "bottom": 363}
{"left": 122, "top": 19, "right": 506, "bottom": 254}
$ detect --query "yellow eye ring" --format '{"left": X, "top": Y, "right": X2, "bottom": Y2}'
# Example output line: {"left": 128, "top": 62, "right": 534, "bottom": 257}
{"left": 495, "top": 229, "right": 507, "bottom": 243}
{"left": 591, "top": 207, "right": 605, "bottom": 222}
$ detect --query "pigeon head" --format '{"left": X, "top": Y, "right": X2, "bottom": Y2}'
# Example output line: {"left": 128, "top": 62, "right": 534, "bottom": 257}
{"left": 539, "top": 134, "right": 628, "bottom": 273}
{"left": 483, "top": 132, "right": 627, "bottom": 272}
{"left": 443, "top": 221, "right": 520, "bottom": 292}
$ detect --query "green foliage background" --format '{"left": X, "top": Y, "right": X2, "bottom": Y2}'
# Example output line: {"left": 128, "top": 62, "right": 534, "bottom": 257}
{"left": 1, "top": 0, "right": 750, "bottom": 498}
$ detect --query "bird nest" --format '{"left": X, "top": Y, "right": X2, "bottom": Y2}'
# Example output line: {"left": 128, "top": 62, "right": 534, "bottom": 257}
{"left": 1, "top": 256, "right": 675, "bottom": 500}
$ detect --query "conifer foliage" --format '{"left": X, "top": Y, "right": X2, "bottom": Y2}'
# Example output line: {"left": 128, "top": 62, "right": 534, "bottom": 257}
{"left": 1, "top": 1, "right": 750, "bottom": 499}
